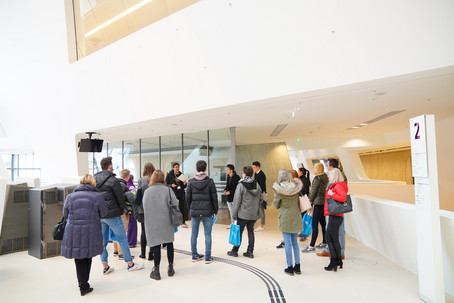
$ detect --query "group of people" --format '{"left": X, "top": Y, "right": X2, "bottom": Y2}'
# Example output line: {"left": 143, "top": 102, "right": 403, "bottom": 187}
{"left": 60, "top": 156, "right": 348, "bottom": 295}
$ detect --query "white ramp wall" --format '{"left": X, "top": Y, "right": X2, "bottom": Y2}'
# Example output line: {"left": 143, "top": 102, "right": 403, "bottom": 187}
{"left": 345, "top": 195, "right": 454, "bottom": 296}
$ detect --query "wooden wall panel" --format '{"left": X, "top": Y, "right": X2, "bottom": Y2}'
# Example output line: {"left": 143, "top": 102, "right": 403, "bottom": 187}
{"left": 236, "top": 142, "right": 293, "bottom": 231}
{"left": 360, "top": 150, "right": 413, "bottom": 184}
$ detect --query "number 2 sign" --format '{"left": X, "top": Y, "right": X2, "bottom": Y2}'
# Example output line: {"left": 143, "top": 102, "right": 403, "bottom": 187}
{"left": 410, "top": 115, "right": 428, "bottom": 177}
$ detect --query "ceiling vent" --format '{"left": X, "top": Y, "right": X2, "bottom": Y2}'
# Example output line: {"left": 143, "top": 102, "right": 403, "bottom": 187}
{"left": 363, "top": 110, "right": 406, "bottom": 124}
{"left": 270, "top": 124, "right": 288, "bottom": 137}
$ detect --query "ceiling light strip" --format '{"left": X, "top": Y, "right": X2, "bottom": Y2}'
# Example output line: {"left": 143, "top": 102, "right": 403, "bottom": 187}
{"left": 85, "top": 0, "right": 153, "bottom": 38}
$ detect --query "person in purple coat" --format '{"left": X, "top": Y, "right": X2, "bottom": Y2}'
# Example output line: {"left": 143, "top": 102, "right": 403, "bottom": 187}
{"left": 61, "top": 174, "right": 108, "bottom": 296}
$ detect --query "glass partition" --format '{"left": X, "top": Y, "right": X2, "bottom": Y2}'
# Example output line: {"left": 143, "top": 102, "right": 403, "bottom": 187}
{"left": 123, "top": 139, "right": 140, "bottom": 180}
{"left": 183, "top": 131, "right": 207, "bottom": 179}
{"left": 107, "top": 142, "right": 123, "bottom": 174}
{"left": 141, "top": 137, "right": 160, "bottom": 172}
{"left": 208, "top": 128, "right": 233, "bottom": 209}
{"left": 160, "top": 134, "right": 182, "bottom": 176}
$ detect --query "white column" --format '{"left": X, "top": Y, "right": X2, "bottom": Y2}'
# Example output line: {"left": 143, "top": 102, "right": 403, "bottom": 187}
{"left": 410, "top": 114, "right": 445, "bottom": 303}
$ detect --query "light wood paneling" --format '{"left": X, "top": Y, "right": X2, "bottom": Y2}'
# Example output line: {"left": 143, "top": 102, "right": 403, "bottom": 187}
{"left": 236, "top": 143, "right": 293, "bottom": 231}
{"left": 360, "top": 150, "right": 413, "bottom": 184}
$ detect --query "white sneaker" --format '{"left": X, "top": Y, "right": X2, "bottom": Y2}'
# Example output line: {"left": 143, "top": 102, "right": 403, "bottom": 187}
{"left": 128, "top": 262, "right": 144, "bottom": 271}
{"left": 255, "top": 226, "right": 264, "bottom": 232}
{"left": 181, "top": 223, "right": 188, "bottom": 228}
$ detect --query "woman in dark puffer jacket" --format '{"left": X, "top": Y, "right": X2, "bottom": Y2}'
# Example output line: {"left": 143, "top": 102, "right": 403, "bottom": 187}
{"left": 61, "top": 174, "right": 108, "bottom": 296}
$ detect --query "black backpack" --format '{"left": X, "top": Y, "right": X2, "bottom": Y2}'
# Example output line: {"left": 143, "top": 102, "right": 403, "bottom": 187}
{"left": 132, "top": 187, "right": 144, "bottom": 223}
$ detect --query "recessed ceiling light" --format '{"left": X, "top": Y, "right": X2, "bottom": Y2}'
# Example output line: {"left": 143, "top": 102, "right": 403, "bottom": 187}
{"left": 359, "top": 123, "right": 368, "bottom": 126}
{"left": 352, "top": 126, "right": 360, "bottom": 129}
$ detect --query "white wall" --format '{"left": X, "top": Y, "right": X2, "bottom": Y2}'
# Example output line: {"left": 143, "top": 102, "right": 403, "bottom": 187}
{"left": 1, "top": 0, "right": 454, "bottom": 182}
{"left": 345, "top": 195, "right": 454, "bottom": 297}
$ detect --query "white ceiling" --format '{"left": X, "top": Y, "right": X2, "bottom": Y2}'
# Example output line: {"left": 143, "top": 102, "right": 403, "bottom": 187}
{"left": 92, "top": 65, "right": 454, "bottom": 147}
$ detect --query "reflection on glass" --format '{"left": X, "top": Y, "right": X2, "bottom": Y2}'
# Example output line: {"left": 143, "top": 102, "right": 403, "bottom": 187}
{"left": 141, "top": 137, "right": 160, "bottom": 172}
{"left": 208, "top": 128, "right": 233, "bottom": 209}
{"left": 183, "top": 131, "right": 207, "bottom": 180}
{"left": 88, "top": 147, "right": 108, "bottom": 175}
{"left": 107, "top": 142, "right": 123, "bottom": 174}
{"left": 161, "top": 134, "right": 182, "bottom": 177}
{"left": 124, "top": 140, "right": 140, "bottom": 179}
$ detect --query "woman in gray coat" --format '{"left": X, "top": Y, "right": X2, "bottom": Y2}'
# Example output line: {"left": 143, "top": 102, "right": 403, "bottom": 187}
{"left": 61, "top": 174, "right": 108, "bottom": 296}
{"left": 143, "top": 170, "right": 180, "bottom": 281}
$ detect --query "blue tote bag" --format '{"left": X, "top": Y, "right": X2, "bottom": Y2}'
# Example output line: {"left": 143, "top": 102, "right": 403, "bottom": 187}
{"left": 302, "top": 213, "right": 313, "bottom": 236}
{"left": 228, "top": 224, "right": 241, "bottom": 246}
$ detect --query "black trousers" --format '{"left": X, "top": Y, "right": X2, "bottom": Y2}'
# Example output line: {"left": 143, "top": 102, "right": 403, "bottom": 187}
{"left": 232, "top": 218, "right": 255, "bottom": 253}
{"left": 178, "top": 198, "right": 188, "bottom": 223}
{"left": 326, "top": 215, "right": 343, "bottom": 263}
{"left": 141, "top": 222, "right": 149, "bottom": 257}
{"left": 74, "top": 258, "right": 92, "bottom": 292}
{"left": 309, "top": 204, "right": 326, "bottom": 247}
{"left": 151, "top": 242, "right": 174, "bottom": 267}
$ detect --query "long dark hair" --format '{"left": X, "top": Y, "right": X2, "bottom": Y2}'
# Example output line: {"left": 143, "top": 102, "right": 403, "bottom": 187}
{"left": 143, "top": 162, "right": 156, "bottom": 183}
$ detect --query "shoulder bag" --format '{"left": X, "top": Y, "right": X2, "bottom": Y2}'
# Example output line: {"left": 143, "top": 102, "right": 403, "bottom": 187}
{"left": 327, "top": 194, "right": 353, "bottom": 215}
{"left": 168, "top": 188, "right": 183, "bottom": 228}
{"left": 298, "top": 194, "right": 311, "bottom": 213}
{"left": 52, "top": 217, "right": 67, "bottom": 240}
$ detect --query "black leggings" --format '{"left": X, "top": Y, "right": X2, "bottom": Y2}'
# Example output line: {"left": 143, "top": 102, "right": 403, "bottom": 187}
{"left": 74, "top": 258, "right": 92, "bottom": 292}
{"left": 310, "top": 204, "right": 326, "bottom": 247}
{"left": 326, "top": 215, "right": 343, "bottom": 262}
{"left": 151, "top": 242, "right": 174, "bottom": 267}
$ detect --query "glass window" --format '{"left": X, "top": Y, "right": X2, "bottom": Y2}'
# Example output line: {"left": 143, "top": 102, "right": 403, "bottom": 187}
{"left": 72, "top": 0, "right": 200, "bottom": 60}
{"left": 161, "top": 134, "right": 182, "bottom": 176}
{"left": 88, "top": 147, "right": 108, "bottom": 175}
{"left": 123, "top": 139, "right": 140, "bottom": 179}
{"left": 141, "top": 137, "right": 160, "bottom": 172}
{"left": 183, "top": 131, "right": 207, "bottom": 179}
{"left": 208, "top": 128, "right": 233, "bottom": 209}
{"left": 107, "top": 142, "right": 123, "bottom": 174}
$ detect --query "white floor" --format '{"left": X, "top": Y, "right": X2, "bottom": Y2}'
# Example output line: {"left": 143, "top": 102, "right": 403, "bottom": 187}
{"left": 0, "top": 223, "right": 452, "bottom": 303}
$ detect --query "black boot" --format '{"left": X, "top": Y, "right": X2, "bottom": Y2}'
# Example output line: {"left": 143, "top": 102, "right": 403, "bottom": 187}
{"left": 284, "top": 266, "right": 295, "bottom": 276}
{"left": 148, "top": 252, "right": 154, "bottom": 261}
{"left": 337, "top": 258, "right": 343, "bottom": 269}
{"left": 293, "top": 263, "right": 301, "bottom": 275}
{"left": 324, "top": 259, "right": 338, "bottom": 272}
{"left": 168, "top": 263, "right": 175, "bottom": 277}
{"left": 150, "top": 266, "right": 161, "bottom": 280}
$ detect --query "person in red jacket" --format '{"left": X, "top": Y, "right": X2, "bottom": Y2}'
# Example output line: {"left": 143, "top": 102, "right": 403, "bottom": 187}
{"left": 323, "top": 168, "right": 348, "bottom": 272}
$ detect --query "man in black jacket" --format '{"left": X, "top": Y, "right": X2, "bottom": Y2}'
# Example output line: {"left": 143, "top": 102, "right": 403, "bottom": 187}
{"left": 94, "top": 157, "right": 144, "bottom": 274}
{"left": 186, "top": 160, "right": 218, "bottom": 264}
{"left": 252, "top": 161, "right": 267, "bottom": 231}
{"left": 223, "top": 164, "right": 240, "bottom": 226}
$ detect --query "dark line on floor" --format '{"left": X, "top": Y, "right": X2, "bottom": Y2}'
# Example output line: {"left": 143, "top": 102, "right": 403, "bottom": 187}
{"left": 173, "top": 248, "right": 286, "bottom": 303}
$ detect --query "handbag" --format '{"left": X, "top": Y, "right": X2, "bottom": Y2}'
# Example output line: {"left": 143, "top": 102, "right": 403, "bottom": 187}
{"left": 132, "top": 187, "right": 144, "bottom": 223}
{"left": 168, "top": 188, "right": 183, "bottom": 228}
{"left": 298, "top": 194, "right": 311, "bottom": 213}
{"left": 52, "top": 217, "right": 67, "bottom": 240}
{"left": 228, "top": 224, "right": 241, "bottom": 246}
{"left": 301, "top": 212, "right": 313, "bottom": 236}
{"left": 327, "top": 195, "right": 353, "bottom": 215}
{"left": 261, "top": 192, "right": 270, "bottom": 206}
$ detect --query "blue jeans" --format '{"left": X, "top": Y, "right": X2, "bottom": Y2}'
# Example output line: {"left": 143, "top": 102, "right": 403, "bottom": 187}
{"left": 282, "top": 232, "right": 300, "bottom": 267}
{"left": 325, "top": 216, "right": 345, "bottom": 255}
{"left": 191, "top": 216, "right": 213, "bottom": 258}
{"left": 101, "top": 217, "right": 132, "bottom": 263}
